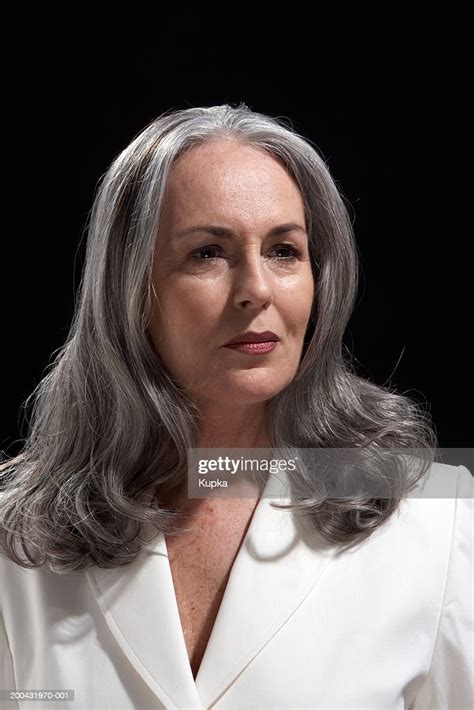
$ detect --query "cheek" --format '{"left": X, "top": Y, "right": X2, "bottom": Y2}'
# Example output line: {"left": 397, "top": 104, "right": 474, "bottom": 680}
{"left": 279, "top": 277, "right": 314, "bottom": 331}
{"left": 158, "top": 278, "right": 224, "bottom": 333}
{"left": 301, "top": 272, "right": 315, "bottom": 318}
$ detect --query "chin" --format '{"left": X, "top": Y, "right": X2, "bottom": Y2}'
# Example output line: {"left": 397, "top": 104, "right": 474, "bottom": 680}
{"left": 209, "top": 373, "right": 295, "bottom": 404}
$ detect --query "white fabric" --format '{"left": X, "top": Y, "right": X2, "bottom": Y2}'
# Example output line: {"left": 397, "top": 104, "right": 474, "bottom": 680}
{"left": 1, "top": 461, "right": 473, "bottom": 709}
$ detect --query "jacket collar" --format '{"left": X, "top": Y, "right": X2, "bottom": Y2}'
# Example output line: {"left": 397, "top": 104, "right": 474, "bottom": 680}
{"left": 85, "top": 468, "right": 338, "bottom": 709}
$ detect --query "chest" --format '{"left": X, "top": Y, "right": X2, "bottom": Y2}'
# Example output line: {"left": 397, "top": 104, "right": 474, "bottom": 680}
{"left": 165, "top": 502, "right": 257, "bottom": 679}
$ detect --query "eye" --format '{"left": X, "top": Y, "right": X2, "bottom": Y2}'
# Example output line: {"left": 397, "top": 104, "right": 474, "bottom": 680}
{"left": 190, "top": 245, "right": 223, "bottom": 260}
{"left": 270, "top": 244, "right": 302, "bottom": 260}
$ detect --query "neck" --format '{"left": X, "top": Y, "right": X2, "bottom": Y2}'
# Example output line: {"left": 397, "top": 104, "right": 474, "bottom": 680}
{"left": 155, "top": 401, "right": 272, "bottom": 516}
{"left": 195, "top": 400, "right": 271, "bottom": 449}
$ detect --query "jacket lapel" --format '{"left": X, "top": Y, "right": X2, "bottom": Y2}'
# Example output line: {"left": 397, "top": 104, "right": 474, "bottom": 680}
{"left": 194, "top": 468, "right": 337, "bottom": 707}
{"left": 85, "top": 535, "right": 200, "bottom": 708}
{"left": 85, "top": 468, "right": 338, "bottom": 709}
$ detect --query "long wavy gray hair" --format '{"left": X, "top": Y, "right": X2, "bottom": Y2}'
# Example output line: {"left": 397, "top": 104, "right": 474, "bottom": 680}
{"left": 0, "top": 104, "right": 437, "bottom": 572}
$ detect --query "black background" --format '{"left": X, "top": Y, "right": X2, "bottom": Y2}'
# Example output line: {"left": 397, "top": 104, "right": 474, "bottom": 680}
{"left": 1, "top": 3, "right": 471, "bottom": 455}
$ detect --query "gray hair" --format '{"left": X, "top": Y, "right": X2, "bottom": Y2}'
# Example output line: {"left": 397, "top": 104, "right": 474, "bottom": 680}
{"left": 0, "top": 104, "right": 437, "bottom": 572}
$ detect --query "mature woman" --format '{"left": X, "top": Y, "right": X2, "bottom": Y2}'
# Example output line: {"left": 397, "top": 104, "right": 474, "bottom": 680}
{"left": 1, "top": 104, "right": 472, "bottom": 709}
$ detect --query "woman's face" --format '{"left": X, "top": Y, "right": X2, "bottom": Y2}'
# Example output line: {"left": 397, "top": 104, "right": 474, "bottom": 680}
{"left": 149, "top": 139, "right": 314, "bottom": 407}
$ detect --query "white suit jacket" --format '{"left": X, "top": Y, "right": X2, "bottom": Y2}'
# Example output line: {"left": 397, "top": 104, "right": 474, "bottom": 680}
{"left": 1, "top": 461, "right": 473, "bottom": 709}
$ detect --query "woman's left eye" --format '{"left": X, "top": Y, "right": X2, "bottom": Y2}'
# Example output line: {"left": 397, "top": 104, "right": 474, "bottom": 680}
{"left": 271, "top": 244, "right": 301, "bottom": 260}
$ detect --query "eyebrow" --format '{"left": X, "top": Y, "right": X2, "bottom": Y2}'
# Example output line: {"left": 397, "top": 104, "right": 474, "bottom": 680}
{"left": 175, "top": 222, "right": 307, "bottom": 240}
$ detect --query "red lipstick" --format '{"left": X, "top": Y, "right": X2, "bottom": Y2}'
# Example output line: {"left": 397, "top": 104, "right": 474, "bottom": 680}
{"left": 223, "top": 330, "right": 280, "bottom": 355}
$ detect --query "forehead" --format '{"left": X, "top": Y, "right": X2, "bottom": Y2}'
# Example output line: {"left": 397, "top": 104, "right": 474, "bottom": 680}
{"left": 162, "top": 139, "right": 305, "bottom": 225}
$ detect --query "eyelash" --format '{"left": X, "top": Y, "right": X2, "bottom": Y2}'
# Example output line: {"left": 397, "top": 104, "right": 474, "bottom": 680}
{"left": 190, "top": 244, "right": 302, "bottom": 261}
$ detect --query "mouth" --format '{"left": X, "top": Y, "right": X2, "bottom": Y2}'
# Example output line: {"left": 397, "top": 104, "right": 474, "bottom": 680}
{"left": 223, "top": 340, "right": 279, "bottom": 355}
{"left": 223, "top": 330, "right": 280, "bottom": 346}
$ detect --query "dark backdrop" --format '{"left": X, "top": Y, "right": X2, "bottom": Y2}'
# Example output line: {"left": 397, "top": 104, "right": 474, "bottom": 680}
{"left": 2, "top": 4, "right": 471, "bottom": 456}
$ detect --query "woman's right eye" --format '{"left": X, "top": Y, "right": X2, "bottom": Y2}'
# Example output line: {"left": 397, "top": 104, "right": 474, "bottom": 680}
{"left": 190, "top": 245, "right": 223, "bottom": 260}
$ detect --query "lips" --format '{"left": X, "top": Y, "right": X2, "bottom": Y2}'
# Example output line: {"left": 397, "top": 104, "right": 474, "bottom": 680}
{"left": 223, "top": 330, "right": 280, "bottom": 346}
{"left": 224, "top": 340, "right": 279, "bottom": 355}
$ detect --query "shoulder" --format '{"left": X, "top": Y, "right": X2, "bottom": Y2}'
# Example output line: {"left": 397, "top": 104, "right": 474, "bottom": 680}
{"left": 353, "top": 460, "right": 473, "bottom": 563}
{"left": 409, "top": 459, "right": 473, "bottom": 498}
{"left": 386, "top": 461, "right": 473, "bottom": 566}
{"left": 0, "top": 487, "right": 83, "bottom": 609}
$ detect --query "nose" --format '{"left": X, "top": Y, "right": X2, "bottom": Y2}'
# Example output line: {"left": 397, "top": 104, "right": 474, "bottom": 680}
{"left": 231, "top": 248, "right": 273, "bottom": 310}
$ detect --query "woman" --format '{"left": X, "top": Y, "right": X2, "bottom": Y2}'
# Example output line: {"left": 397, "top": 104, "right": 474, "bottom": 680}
{"left": 1, "top": 104, "right": 472, "bottom": 709}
